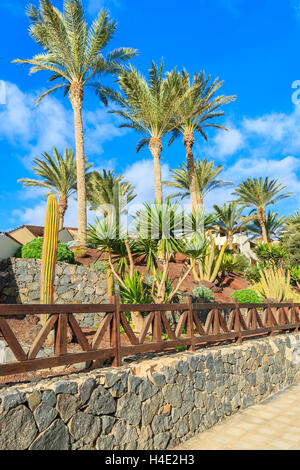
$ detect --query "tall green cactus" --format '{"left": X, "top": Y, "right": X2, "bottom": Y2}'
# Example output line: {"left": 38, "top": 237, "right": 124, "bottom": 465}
{"left": 40, "top": 195, "right": 59, "bottom": 324}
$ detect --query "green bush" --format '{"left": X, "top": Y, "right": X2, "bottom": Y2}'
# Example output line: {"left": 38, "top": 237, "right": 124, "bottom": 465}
{"left": 221, "top": 253, "right": 249, "bottom": 273}
{"left": 290, "top": 266, "right": 300, "bottom": 287}
{"left": 91, "top": 260, "right": 107, "bottom": 273}
{"left": 192, "top": 285, "right": 214, "bottom": 302}
{"left": 230, "top": 288, "right": 262, "bottom": 304}
{"left": 15, "top": 238, "right": 75, "bottom": 264}
{"left": 253, "top": 242, "right": 287, "bottom": 268}
{"left": 244, "top": 266, "right": 261, "bottom": 283}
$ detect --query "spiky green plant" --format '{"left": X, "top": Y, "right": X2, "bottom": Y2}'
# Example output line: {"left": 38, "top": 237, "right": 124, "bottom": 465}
{"left": 255, "top": 268, "right": 291, "bottom": 302}
{"left": 192, "top": 235, "right": 228, "bottom": 283}
{"left": 40, "top": 194, "right": 59, "bottom": 324}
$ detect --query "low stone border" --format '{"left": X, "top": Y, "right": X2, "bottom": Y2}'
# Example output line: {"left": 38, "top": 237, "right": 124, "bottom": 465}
{"left": 1, "top": 332, "right": 300, "bottom": 450}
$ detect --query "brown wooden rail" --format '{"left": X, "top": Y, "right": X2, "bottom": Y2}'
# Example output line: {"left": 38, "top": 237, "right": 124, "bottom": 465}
{"left": 0, "top": 298, "right": 299, "bottom": 377}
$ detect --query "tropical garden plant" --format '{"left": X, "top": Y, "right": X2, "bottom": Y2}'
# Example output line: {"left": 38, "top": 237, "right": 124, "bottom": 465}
{"left": 167, "top": 71, "right": 235, "bottom": 213}
{"left": 212, "top": 201, "right": 253, "bottom": 250}
{"left": 164, "top": 159, "right": 233, "bottom": 212}
{"left": 108, "top": 60, "right": 191, "bottom": 204}
{"left": 246, "top": 210, "right": 286, "bottom": 242}
{"left": 14, "top": 0, "right": 136, "bottom": 245}
{"left": 232, "top": 177, "right": 291, "bottom": 244}
{"left": 18, "top": 147, "right": 92, "bottom": 230}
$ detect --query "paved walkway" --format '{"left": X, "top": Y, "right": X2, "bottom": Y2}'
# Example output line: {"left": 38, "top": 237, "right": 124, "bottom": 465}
{"left": 177, "top": 382, "right": 300, "bottom": 450}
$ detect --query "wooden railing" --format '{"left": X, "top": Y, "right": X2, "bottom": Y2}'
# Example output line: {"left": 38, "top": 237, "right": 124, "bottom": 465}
{"left": 0, "top": 298, "right": 300, "bottom": 377}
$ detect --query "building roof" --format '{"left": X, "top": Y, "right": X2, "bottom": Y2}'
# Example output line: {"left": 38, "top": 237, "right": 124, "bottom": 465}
{"left": 0, "top": 232, "right": 22, "bottom": 245}
{"left": 9, "top": 225, "right": 78, "bottom": 237}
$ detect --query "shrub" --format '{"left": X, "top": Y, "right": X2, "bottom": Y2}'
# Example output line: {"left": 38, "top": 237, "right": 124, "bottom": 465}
{"left": 72, "top": 246, "right": 88, "bottom": 258}
{"left": 253, "top": 242, "right": 287, "bottom": 268}
{"left": 16, "top": 238, "right": 75, "bottom": 264}
{"left": 91, "top": 260, "right": 107, "bottom": 273}
{"left": 192, "top": 285, "right": 214, "bottom": 302}
{"left": 244, "top": 266, "right": 261, "bottom": 283}
{"left": 230, "top": 288, "right": 262, "bottom": 304}
{"left": 290, "top": 266, "right": 300, "bottom": 287}
{"left": 221, "top": 253, "right": 249, "bottom": 273}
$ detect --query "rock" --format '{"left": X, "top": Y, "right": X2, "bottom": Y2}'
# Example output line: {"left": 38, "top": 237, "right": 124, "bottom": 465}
{"left": 153, "top": 432, "right": 171, "bottom": 450}
{"left": 162, "top": 384, "right": 182, "bottom": 408}
{"left": 86, "top": 386, "right": 116, "bottom": 416}
{"left": 27, "top": 391, "right": 41, "bottom": 412}
{"left": 54, "top": 381, "right": 78, "bottom": 395}
{"left": 101, "top": 416, "right": 116, "bottom": 434}
{"left": 29, "top": 419, "right": 70, "bottom": 450}
{"left": 96, "top": 435, "right": 115, "bottom": 450}
{"left": 80, "top": 378, "right": 96, "bottom": 405}
{"left": 142, "top": 393, "right": 163, "bottom": 426}
{"left": 56, "top": 394, "right": 81, "bottom": 423}
{"left": 151, "top": 373, "right": 166, "bottom": 388}
{"left": 34, "top": 403, "right": 58, "bottom": 432}
{"left": 0, "top": 405, "right": 38, "bottom": 450}
{"left": 116, "top": 394, "right": 142, "bottom": 426}
{"left": 42, "top": 390, "right": 56, "bottom": 407}
{"left": 139, "top": 379, "right": 159, "bottom": 401}
{"left": 0, "top": 391, "right": 26, "bottom": 410}
{"left": 128, "top": 375, "right": 142, "bottom": 393}
{"left": 69, "top": 412, "right": 101, "bottom": 444}
{"left": 137, "top": 425, "right": 153, "bottom": 450}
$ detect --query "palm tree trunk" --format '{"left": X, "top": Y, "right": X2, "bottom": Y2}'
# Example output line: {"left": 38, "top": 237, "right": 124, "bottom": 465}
{"left": 149, "top": 137, "right": 163, "bottom": 205}
{"left": 58, "top": 194, "right": 68, "bottom": 231}
{"left": 258, "top": 207, "right": 268, "bottom": 244}
{"left": 228, "top": 232, "right": 234, "bottom": 250}
{"left": 69, "top": 82, "right": 87, "bottom": 247}
{"left": 183, "top": 131, "right": 198, "bottom": 214}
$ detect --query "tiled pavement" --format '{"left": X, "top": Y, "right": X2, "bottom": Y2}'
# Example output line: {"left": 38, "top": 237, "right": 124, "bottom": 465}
{"left": 176, "top": 382, "right": 300, "bottom": 450}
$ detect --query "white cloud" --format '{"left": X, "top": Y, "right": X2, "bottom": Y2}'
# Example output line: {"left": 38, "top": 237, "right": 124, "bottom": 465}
{"left": 205, "top": 126, "right": 245, "bottom": 160}
{"left": 123, "top": 158, "right": 172, "bottom": 208}
{"left": 0, "top": 81, "right": 124, "bottom": 168}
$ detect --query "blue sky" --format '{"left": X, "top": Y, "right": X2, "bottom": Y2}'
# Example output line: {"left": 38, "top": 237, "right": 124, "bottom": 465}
{"left": 0, "top": 0, "right": 300, "bottom": 231}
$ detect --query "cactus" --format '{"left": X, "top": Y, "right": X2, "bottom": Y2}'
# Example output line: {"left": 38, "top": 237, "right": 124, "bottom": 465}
{"left": 255, "top": 268, "right": 290, "bottom": 302}
{"left": 40, "top": 195, "right": 59, "bottom": 324}
{"left": 193, "top": 236, "right": 228, "bottom": 283}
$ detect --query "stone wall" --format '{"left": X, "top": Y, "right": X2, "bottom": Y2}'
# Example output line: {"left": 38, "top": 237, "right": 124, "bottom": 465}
{"left": 0, "top": 258, "right": 109, "bottom": 327}
{"left": 1, "top": 332, "right": 300, "bottom": 450}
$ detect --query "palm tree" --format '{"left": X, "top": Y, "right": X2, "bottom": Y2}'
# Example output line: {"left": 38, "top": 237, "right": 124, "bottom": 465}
{"left": 212, "top": 202, "right": 253, "bottom": 250}
{"left": 86, "top": 169, "right": 136, "bottom": 215}
{"left": 108, "top": 60, "right": 187, "bottom": 204}
{"left": 18, "top": 147, "right": 92, "bottom": 230}
{"left": 14, "top": 0, "right": 136, "bottom": 246}
{"left": 168, "top": 71, "right": 235, "bottom": 213}
{"left": 164, "top": 159, "right": 233, "bottom": 210}
{"left": 232, "top": 177, "right": 291, "bottom": 244}
{"left": 246, "top": 210, "right": 286, "bottom": 241}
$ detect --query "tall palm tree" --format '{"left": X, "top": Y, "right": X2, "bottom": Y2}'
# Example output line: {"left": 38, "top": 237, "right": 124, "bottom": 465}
{"left": 87, "top": 169, "right": 136, "bottom": 215}
{"left": 246, "top": 211, "right": 286, "bottom": 241}
{"left": 232, "top": 177, "right": 292, "bottom": 244}
{"left": 164, "top": 159, "right": 233, "bottom": 210}
{"left": 14, "top": 0, "right": 136, "bottom": 245}
{"left": 108, "top": 60, "right": 188, "bottom": 204}
{"left": 18, "top": 147, "right": 92, "bottom": 230}
{"left": 168, "top": 71, "right": 235, "bottom": 213}
{"left": 212, "top": 202, "right": 253, "bottom": 250}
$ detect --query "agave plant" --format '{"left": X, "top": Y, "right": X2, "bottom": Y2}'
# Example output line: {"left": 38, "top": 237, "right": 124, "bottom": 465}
{"left": 192, "top": 234, "right": 228, "bottom": 283}
{"left": 255, "top": 268, "right": 291, "bottom": 302}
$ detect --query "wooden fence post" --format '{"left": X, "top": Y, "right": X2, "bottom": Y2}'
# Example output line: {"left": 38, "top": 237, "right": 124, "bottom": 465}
{"left": 187, "top": 297, "right": 195, "bottom": 351}
{"left": 54, "top": 313, "right": 67, "bottom": 356}
{"left": 111, "top": 296, "right": 122, "bottom": 367}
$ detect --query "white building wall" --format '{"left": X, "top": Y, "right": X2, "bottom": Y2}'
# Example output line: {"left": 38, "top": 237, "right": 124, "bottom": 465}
{"left": 0, "top": 234, "right": 20, "bottom": 261}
